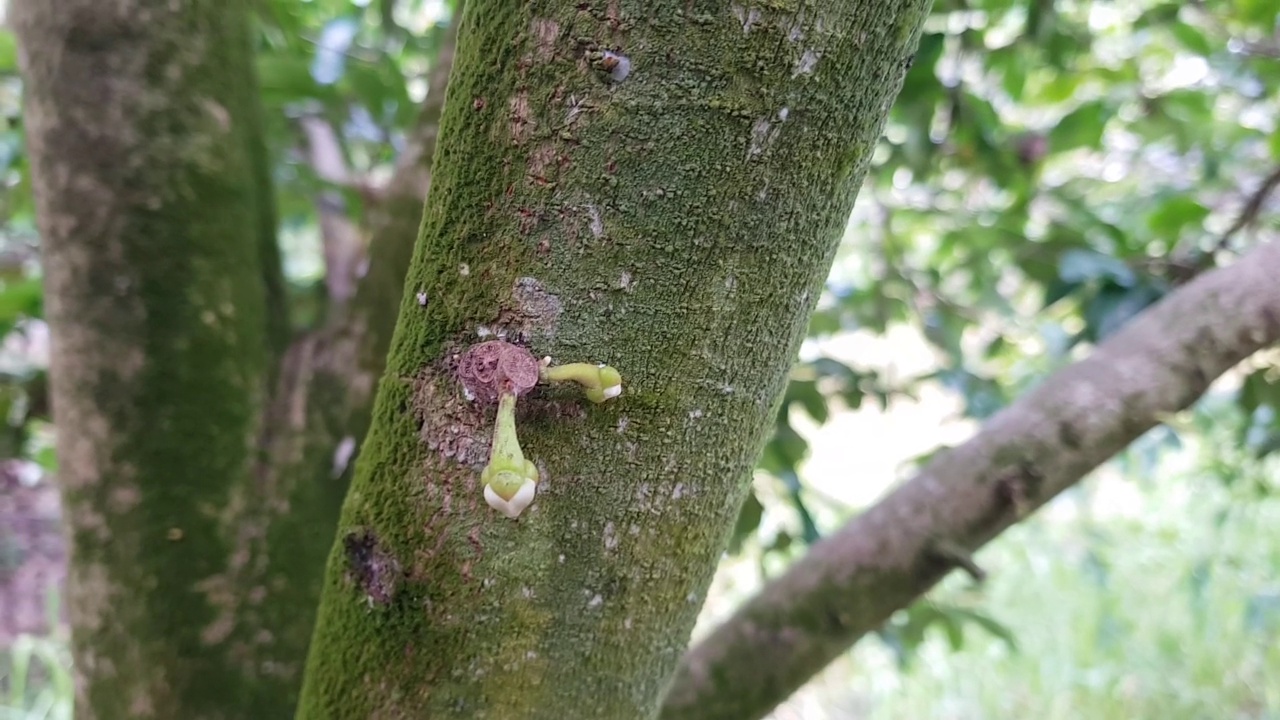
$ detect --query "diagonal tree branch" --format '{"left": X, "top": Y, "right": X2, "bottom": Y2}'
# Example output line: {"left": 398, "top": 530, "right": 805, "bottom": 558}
{"left": 660, "top": 235, "right": 1280, "bottom": 720}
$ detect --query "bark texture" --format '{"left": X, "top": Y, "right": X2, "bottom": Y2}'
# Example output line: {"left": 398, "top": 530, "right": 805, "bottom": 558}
{"left": 13, "top": 1, "right": 278, "bottom": 717}
{"left": 217, "top": 27, "right": 457, "bottom": 708}
{"left": 296, "top": 1, "right": 930, "bottom": 718}
{"left": 12, "top": 1, "right": 453, "bottom": 717}
{"left": 659, "top": 236, "right": 1280, "bottom": 720}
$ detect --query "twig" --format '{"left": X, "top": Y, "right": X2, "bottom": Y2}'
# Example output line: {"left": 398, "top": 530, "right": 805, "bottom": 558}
{"left": 1213, "top": 164, "right": 1280, "bottom": 254}
{"left": 926, "top": 537, "right": 987, "bottom": 583}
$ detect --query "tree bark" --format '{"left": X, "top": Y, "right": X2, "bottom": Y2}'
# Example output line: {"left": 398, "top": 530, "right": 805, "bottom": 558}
{"left": 295, "top": 2, "right": 931, "bottom": 718}
{"left": 13, "top": 1, "right": 279, "bottom": 717}
{"left": 229, "top": 30, "right": 458, "bottom": 708}
{"left": 12, "top": 2, "right": 454, "bottom": 717}
{"left": 658, "top": 236, "right": 1280, "bottom": 720}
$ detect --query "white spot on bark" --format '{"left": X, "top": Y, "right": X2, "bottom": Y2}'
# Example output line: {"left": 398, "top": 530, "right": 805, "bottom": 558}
{"left": 618, "top": 270, "right": 633, "bottom": 290}
{"left": 417, "top": 291, "right": 428, "bottom": 306}
{"left": 731, "top": 4, "right": 761, "bottom": 33}
{"left": 793, "top": 49, "right": 821, "bottom": 77}
{"left": 629, "top": 524, "right": 640, "bottom": 536}
{"left": 476, "top": 325, "right": 493, "bottom": 338}
{"left": 624, "top": 617, "right": 633, "bottom": 629}
{"left": 604, "top": 521, "right": 619, "bottom": 550}
{"left": 530, "top": 18, "right": 560, "bottom": 61}
{"left": 689, "top": 408, "right": 704, "bottom": 419}
{"left": 672, "top": 483, "right": 686, "bottom": 499}
{"left": 558, "top": 554, "right": 566, "bottom": 564}
{"left": 687, "top": 592, "right": 699, "bottom": 604}
{"left": 778, "top": 106, "right": 790, "bottom": 122}
{"left": 587, "top": 205, "right": 604, "bottom": 238}
{"left": 526, "top": 650, "right": 539, "bottom": 660}
{"left": 616, "top": 416, "right": 630, "bottom": 433}
{"left": 602, "top": 51, "right": 631, "bottom": 82}
{"left": 565, "top": 94, "right": 588, "bottom": 125}
{"left": 748, "top": 117, "right": 773, "bottom": 159}
{"left": 332, "top": 436, "right": 357, "bottom": 478}
{"left": 522, "top": 586, "right": 535, "bottom": 598}
{"left": 200, "top": 613, "right": 235, "bottom": 645}
{"left": 459, "top": 263, "right": 471, "bottom": 276}
{"left": 202, "top": 99, "right": 231, "bottom": 132}
{"left": 588, "top": 593, "right": 604, "bottom": 609}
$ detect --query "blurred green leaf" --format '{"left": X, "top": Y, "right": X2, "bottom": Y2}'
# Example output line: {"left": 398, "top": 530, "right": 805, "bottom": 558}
{"left": 786, "top": 379, "right": 828, "bottom": 424}
{"left": 1169, "top": 21, "right": 1215, "bottom": 56}
{"left": 1244, "top": 590, "right": 1280, "bottom": 635}
{"left": 1058, "top": 250, "right": 1135, "bottom": 286}
{"left": 1147, "top": 195, "right": 1209, "bottom": 239}
{"left": 1048, "top": 100, "right": 1112, "bottom": 152}
{"left": 728, "top": 491, "right": 764, "bottom": 555}
{"left": 0, "top": 31, "right": 17, "bottom": 74}
{"left": 1081, "top": 282, "right": 1165, "bottom": 342}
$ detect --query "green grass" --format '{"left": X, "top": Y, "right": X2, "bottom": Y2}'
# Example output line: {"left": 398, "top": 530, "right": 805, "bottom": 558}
{"left": 1, "top": 633, "right": 72, "bottom": 720}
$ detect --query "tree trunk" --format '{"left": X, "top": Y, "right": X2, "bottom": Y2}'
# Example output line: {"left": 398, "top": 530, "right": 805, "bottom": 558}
{"left": 295, "top": 2, "right": 931, "bottom": 718}
{"left": 13, "top": 1, "right": 280, "bottom": 717}
{"left": 217, "top": 26, "right": 458, "bottom": 713}
{"left": 659, "top": 235, "right": 1280, "bottom": 720}
{"left": 12, "top": 2, "right": 452, "bottom": 717}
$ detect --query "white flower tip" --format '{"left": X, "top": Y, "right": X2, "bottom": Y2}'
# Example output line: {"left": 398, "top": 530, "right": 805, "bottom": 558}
{"left": 484, "top": 479, "right": 537, "bottom": 519}
{"left": 602, "top": 384, "right": 622, "bottom": 399}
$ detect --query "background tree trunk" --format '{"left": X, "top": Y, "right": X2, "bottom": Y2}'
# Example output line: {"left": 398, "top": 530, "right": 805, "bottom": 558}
{"left": 13, "top": 1, "right": 281, "bottom": 716}
{"left": 296, "top": 1, "right": 930, "bottom": 718}
{"left": 12, "top": 2, "right": 454, "bottom": 717}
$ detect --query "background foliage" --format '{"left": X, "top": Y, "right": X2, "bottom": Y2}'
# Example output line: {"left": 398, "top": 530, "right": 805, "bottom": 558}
{"left": 2, "top": 0, "right": 1279, "bottom": 717}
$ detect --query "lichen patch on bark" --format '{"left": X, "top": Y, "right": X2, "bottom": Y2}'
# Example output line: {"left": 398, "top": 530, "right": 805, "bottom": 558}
{"left": 343, "top": 529, "right": 402, "bottom": 606}
{"left": 502, "top": 276, "right": 563, "bottom": 346}
{"left": 412, "top": 364, "right": 491, "bottom": 467}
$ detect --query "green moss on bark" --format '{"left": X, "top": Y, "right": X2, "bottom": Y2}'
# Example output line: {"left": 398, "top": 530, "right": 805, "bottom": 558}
{"left": 298, "top": 1, "right": 929, "bottom": 718}
{"left": 14, "top": 1, "right": 281, "bottom": 717}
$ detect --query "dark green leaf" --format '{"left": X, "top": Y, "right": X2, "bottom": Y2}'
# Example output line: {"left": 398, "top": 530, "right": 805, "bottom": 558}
{"left": 1058, "top": 250, "right": 1135, "bottom": 286}
{"left": 1048, "top": 100, "right": 1112, "bottom": 152}
{"left": 786, "top": 379, "right": 828, "bottom": 424}
{"left": 1082, "top": 282, "right": 1164, "bottom": 342}
{"left": 1147, "top": 195, "right": 1209, "bottom": 239}
{"left": 727, "top": 491, "right": 764, "bottom": 554}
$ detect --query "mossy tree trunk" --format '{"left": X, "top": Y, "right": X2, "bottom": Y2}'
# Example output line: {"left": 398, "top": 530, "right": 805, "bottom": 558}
{"left": 12, "top": 1, "right": 453, "bottom": 717}
{"left": 296, "top": 2, "right": 930, "bottom": 718}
